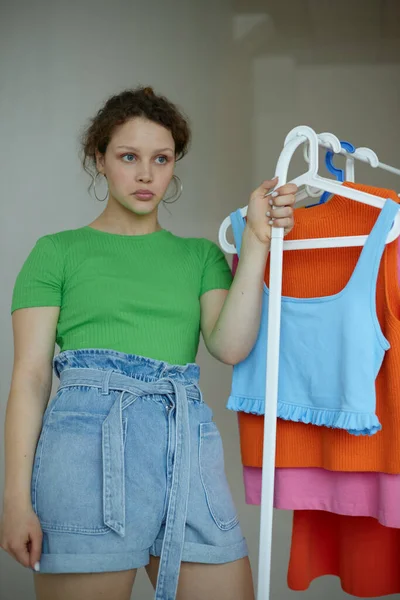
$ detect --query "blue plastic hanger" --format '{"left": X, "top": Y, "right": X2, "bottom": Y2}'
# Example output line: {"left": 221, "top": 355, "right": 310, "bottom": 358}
{"left": 306, "top": 140, "right": 355, "bottom": 207}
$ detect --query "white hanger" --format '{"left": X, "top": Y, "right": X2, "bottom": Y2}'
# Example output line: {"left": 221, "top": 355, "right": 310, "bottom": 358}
{"left": 219, "top": 126, "right": 400, "bottom": 253}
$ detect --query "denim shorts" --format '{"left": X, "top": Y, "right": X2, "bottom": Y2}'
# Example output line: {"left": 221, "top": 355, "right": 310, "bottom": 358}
{"left": 31, "top": 349, "right": 248, "bottom": 599}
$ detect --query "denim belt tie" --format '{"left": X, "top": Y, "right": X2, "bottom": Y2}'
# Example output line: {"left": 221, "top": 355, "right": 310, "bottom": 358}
{"left": 59, "top": 366, "right": 201, "bottom": 600}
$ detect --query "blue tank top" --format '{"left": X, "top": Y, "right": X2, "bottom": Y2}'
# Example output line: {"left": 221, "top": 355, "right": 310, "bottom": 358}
{"left": 228, "top": 198, "right": 399, "bottom": 436}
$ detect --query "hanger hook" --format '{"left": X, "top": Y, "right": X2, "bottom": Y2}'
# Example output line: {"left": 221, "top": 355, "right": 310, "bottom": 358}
{"left": 303, "top": 132, "right": 341, "bottom": 166}
{"left": 325, "top": 140, "right": 356, "bottom": 183}
{"left": 279, "top": 126, "right": 320, "bottom": 185}
{"left": 354, "top": 147, "right": 379, "bottom": 168}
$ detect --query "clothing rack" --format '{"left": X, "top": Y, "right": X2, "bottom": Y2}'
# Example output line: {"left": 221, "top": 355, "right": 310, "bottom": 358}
{"left": 218, "top": 126, "right": 400, "bottom": 600}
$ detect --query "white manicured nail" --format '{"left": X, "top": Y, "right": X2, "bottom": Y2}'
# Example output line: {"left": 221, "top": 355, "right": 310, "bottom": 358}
{"left": 34, "top": 562, "right": 40, "bottom": 572}
{"left": 271, "top": 191, "right": 278, "bottom": 198}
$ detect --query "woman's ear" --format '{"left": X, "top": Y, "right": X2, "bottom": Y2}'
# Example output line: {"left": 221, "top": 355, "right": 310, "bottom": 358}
{"left": 95, "top": 150, "right": 105, "bottom": 175}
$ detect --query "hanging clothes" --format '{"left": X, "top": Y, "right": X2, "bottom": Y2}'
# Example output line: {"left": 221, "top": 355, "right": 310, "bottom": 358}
{"left": 288, "top": 511, "right": 400, "bottom": 597}
{"left": 230, "top": 185, "right": 400, "bottom": 598}
{"left": 243, "top": 466, "right": 400, "bottom": 528}
{"left": 233, "top": 238, "right": 400, "bottom": 528}
{"left": 228, "top": 198, "right": 398, "bottom": 435}
{"left": 238, "top": 231, "right": 400, "bottom": 530}
{"left": 236, "top": 183, "right": 400, "bottom": 472}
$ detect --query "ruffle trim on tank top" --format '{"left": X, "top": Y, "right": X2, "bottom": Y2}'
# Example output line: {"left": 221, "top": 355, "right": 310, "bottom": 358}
{"left": 227, "top": 395, "right": 382, "bottom": 436}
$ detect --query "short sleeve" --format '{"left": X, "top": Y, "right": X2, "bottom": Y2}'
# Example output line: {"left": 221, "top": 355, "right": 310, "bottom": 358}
{"left": 200, "top": 240, "right": 233, "bottom": 296}
{"left": 11, "top": 235, "right": 63, "bottom": 313}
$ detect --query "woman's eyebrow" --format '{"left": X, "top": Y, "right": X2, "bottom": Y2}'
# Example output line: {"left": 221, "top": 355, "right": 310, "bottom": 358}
{"left": 116, "top": 145, "right": 174, "bottom": 153}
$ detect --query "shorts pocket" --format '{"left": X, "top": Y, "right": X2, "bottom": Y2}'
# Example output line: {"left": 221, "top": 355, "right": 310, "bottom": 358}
{"left": 31, "top": 410, "right": 127, "bottom": 535}
{"left": 199, "top": 421, "right": 239, "bottom": 531}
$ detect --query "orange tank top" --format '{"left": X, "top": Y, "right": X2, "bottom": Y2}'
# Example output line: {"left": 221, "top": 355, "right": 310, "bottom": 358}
{"left": 237, "top": 183, "right": 400, "bottom": 472}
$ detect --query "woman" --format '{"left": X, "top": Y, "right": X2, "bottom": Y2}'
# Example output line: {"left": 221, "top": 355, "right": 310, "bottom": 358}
{"left": 0, "top": 86, "right": 296, "bottom": 600}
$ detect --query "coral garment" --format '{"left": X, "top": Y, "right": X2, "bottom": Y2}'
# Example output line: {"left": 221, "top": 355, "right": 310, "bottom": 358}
{"left": 237, "top": 183, "right": 400, "bottom": 473}
{"left": 288, "top": 512, "right": 400, "bottom": 597}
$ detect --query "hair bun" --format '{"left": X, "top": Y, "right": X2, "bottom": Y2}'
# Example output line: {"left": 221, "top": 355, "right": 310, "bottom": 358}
{"left": 143, "top": 86, "right": 155, "bottom": 97}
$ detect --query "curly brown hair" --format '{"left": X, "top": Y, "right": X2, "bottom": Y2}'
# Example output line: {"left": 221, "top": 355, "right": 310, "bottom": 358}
{"left": 79, "top": 86, "right": 191, "bottom": 186}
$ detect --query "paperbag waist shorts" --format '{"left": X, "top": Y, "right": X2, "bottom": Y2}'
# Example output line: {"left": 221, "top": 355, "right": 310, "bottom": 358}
{"left": 31, "top": 348, "right": 248, "bottom": 600}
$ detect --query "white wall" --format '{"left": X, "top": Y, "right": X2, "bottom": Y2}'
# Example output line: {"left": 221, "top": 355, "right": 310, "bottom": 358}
{"left": 1, "top": 1, "right": 400, "bottom": 599}
{"left": 252, "top": 57, "right": 400, "bottom": 192}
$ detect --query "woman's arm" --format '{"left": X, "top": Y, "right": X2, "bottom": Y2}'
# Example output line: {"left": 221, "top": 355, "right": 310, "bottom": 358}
{"left": 1, "top": 306, "right": 59, "bottom": 570}
{"left": 201, "top": 179, "right": 296, "bottom": 365}
{"left": 3, "top": 306, "right": 59, "bottom": 508}
{"left": 201, "top": 227, "right": 269, "bottom": 364}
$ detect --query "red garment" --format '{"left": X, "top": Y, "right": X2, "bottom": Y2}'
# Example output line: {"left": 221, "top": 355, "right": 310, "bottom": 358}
{"left": 288, "top": 511, "right": 400, "bottom": 597}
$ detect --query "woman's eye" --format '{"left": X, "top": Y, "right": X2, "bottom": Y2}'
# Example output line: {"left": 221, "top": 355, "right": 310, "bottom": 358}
{"left": 156, "top": 156, "right": 168, "bottom": 165}
{"left": 122, "top": 154, "right": 136, "bottom": 162}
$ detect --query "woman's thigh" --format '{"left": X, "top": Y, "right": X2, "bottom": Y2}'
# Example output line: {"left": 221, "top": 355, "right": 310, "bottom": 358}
{"left": 145, "top": 556, "right": 255, "bottom": 600}
{"left": 33, "top": 569, "right": 137, "bottom": 600}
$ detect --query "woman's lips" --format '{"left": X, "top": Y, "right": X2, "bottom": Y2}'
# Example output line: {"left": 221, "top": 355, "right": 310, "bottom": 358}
{"left": 133, "top": 190, "right": 154, "bottom": 200}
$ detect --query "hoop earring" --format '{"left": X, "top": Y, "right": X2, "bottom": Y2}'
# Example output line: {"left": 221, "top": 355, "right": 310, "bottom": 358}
{"left": 163, "top": 174, "right": 183, "bottom": 204}
{"left": 93, "top": 172, "right": 109, "bottom": 202}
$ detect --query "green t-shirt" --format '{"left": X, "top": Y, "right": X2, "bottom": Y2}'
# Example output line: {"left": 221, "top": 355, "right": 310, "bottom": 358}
{"left": 11, "top": 227, "right": 233, "bottom": 365}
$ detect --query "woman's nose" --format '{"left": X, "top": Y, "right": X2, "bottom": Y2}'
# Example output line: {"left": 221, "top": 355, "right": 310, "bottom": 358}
{"left": 136, "top": 167, "right": 152, "bottom": 183}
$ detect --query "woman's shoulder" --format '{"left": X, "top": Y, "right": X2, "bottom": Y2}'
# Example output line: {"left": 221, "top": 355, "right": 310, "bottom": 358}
{"left": 168, "top": 231, "right": 219, "bottom": 254}
{"left": 34, "top": 226, "right": 93, "bottom": 251}
{"left": 43, "top": 225, "right": 88, "bottom": 241}
{"left": 168, "top": 233, "right": 231, "bottom": 292}
{"left": 169, "top": 233, "right": 228, "bottom": 271}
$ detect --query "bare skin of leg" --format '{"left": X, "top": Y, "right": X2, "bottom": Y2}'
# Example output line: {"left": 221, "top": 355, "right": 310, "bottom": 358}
{"left": 145, "top": 556, "right": 255, "bottom": 600}
{"left": 33, "top": 569, "right": 137, "bottom": 600}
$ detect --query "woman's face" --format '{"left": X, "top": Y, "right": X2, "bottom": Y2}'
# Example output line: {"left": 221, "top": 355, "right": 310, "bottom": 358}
{"left": 96, "top": 117, "right": 176, "bottom": 216}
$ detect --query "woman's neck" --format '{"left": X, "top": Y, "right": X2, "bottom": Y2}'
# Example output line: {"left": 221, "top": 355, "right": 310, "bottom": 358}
{"left": 89, "top": 206, "right": 161, "bottom": 236}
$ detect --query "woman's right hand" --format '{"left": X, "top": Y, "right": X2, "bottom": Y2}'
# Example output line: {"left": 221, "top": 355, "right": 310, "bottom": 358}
{"left": 246, "top": 178, "right": 297, "bottom": 245}
{"left": 0, "top": 502, "right": 42, "bottom": 571}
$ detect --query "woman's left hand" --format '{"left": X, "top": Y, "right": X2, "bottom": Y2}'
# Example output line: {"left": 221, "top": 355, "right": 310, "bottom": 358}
{"left": 246, "top": 177, "right": 298, "bottom": 245}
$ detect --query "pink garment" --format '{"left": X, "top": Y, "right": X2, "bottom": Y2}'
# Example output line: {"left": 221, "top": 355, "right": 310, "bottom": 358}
{"left": 243, "top": 466, "right": 400, "bottom": 528}
{"left": 236, "top": 235, "right": 400, "bottom": 530}
{"left": 232, "top": 253, "right": 238, "bottom": 275}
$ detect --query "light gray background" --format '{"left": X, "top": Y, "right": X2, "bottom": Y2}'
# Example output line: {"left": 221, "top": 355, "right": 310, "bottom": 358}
{"left": 1, "top": 1, "right": 400, "bottom": 598}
